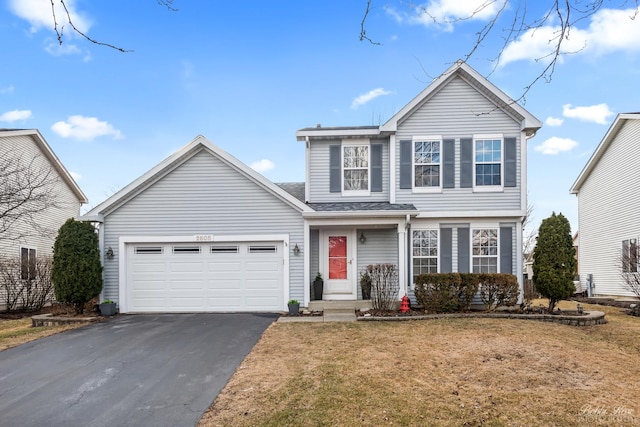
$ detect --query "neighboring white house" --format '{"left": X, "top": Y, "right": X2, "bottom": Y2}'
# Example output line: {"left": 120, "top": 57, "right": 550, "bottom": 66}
{"left": 0, "top": 129, "right": 87, "bottom": 262}
{"left": 80, "top": 60, "right": 542, "bottom": 313}
{"left": 570, "top": 113, "right": 640, "bottom": 298}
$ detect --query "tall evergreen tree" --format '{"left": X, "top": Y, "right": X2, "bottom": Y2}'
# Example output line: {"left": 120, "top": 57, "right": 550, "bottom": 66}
{"left": 532, "top": 212, "right": 576, "bottom": 312}
{"left": 51, "top": 218, "right": 103, "bottom": 314}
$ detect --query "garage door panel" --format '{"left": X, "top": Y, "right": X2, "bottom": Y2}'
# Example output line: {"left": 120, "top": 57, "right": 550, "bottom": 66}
{"left": 127, "top": 241, "right": 284, "bottom": 312}
{"left": 132, "top": 262, "right": 166, "bottom": 273}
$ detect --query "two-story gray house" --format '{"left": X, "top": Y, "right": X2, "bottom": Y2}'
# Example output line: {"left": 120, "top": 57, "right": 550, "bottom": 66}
{"left": 81, "top": 61, "right": 541, "bottom": 313}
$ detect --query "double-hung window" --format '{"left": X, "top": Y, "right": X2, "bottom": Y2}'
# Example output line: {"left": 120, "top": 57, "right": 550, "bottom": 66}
{"left": 20, "top": 247, "right": 37, "bottom": 281}
{"left": 622, "top": 238, "right": 638, "bottom": 273}
{"left": 412, "top": 229, "right": 438, "bottom": 282}
{"left": 472, "top": 229, "right": 498, "bottom": 273}
{"left": 342, "top": 142, "right": 369, "bottom": 194}
{"left": 474, "top": 135, "right": 503, "bottom": 189}
{"left": 413, "top": 137, "right": 441, "bottom": 190}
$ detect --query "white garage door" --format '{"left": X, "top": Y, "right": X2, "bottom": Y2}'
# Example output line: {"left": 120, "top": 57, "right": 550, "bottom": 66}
{"left": 126, "top": 241, "right": 284, "bottom": 312}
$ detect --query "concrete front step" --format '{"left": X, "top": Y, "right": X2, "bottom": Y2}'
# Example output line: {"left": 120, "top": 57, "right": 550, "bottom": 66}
{"left": 323, "top": 308, "right": 357, "bottom": 322}
{"left": 308, "top": 300, "right": 372, "bottom": 312}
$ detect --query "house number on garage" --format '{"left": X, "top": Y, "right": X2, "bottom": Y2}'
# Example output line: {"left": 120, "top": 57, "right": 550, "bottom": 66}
{"left": 194, "top": 235, "right": 214, "bottom": 241}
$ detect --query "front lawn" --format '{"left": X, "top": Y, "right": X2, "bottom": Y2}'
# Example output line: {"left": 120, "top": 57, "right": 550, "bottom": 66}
{"left": 0, "top": 317, "right": 88, "bottom": 352}
{"left": 199, "top": 300, "right": 640, "bottom": 426}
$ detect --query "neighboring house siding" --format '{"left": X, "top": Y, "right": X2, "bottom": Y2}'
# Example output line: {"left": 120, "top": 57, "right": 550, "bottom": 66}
{"left": 578, "top": 120, "right": 640, "bottom": 297}
{"left": 0, "top": 134, "right": 81, "bottom": 257}
{"left": 101, "top": 149, "right": 304, "bottom": 303}
{"left": 395, "top": 76, "right": 522, "bottom": 211}
{"left": 308, "top": 138, "right": 390, "bottom": 203}
{"left": 356, "top": 228, "right": 398, "bottom": 300}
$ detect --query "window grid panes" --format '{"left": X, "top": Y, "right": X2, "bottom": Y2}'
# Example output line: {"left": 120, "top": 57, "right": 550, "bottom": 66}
{"left": 475, "top": 139, "right": 502, "bottom": 186}
{"left": 622, "top": 238, "right": 638, "bottom": 273}
{"left": 412, "top": 230, "right": 438, "bottom": 282}
{"left": 343, "top": 145, "right": 369, "bottom": 191}
{"left": 414, "top": 141, "right": 440, "bottom": 187}
{"left": 20, "top": 247, "right": 36, "bottom": 281}
{"left": 472, "top": 229, "right": 498, "bottom": 273}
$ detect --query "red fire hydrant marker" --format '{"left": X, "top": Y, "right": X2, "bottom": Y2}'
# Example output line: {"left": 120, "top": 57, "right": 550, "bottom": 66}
{"left": 400, "top": 295, "right": 410, "bottom": 313}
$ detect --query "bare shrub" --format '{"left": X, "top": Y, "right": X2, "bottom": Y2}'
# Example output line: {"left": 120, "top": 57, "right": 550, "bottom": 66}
{"left": 479, "top": 273, "right": 520, "bottom": 311}
{"left": 367, "top": 264, "right": 398, "bottom": 311}
{"left": 0, "top": 255, "right": 55, "bottom": 312}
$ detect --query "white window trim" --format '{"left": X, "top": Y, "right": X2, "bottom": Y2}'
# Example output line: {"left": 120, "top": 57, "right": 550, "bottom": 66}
{"left": 412, "top": 135, "right": 443, "bottom": 193}
{"left": 473, "top": 133, "right": 504, "bottom": 192}
{"left": 411, "top": 228, "right": 440, "bottom": 284}
{"left": 341, "top": 139, "right": 371, "bottom": 196}
{"left": 470, "top": 227, "right": 500, "bottom": 273}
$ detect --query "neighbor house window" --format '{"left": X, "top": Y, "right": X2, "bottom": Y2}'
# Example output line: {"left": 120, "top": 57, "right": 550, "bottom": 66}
{"left": 20, "top": 247, "right": 37, "bottom": 280}
{"left": 622, "top": 238, "right": 638, "bottom": 273}
{"left": 472, "top": 229, "right": 498, "bottom": 273}
{"left": 414, "top": 138, "right": 441, "bottom": 188}
{"left": 343, "top": 144, "right": 369, "bottom": 192}
{"left": 474, "top": 137, "right": 502, "bottom": 187}
{"left": 412, "top": 230, "right": 438, "bottom": 282}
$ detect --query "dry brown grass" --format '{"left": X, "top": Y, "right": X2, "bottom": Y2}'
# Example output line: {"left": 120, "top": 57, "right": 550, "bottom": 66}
{"left": 0, "top": 317, "right": 88, "bottom": 352}
{"left": 199, "top": 300, "right": 640, "bottom": 426}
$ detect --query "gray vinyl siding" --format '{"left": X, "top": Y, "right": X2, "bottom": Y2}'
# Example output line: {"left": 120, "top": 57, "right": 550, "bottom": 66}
{"left": 395, "top": 76, "right": 522, "bottom": 211}
{"left": 101, "top": 148, "right": 304, "bottom": 304}
{"left": 308, "top": 138, "right": 390, "bottom": 203}
{"left": 577, "top": 119, "right": 640, "bottom": 297}
{"left": 0, "top": 134, "right": 82, "bottom": 258}
{"left": 356, "top": 228, "right": 398, "bottom": 299}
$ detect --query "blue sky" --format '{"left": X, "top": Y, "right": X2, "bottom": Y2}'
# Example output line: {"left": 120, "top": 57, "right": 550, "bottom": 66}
{"left": 2, "top": 0, "right": 640, "bottom": 235}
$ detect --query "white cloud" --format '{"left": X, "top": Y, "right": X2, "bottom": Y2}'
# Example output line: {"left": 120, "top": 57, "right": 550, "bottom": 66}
{"left": 501, "top": 8, "right": 640, "bottom": 66}
{"left": 562, "top": 103, "right": 614, "bottom": 125}
{"left": 351, "top": 88, "right": 393, "bottom": 109}
{"left": 51, "top": 115, "right": 123, "bottom": 141}
{"left": 0, "top": 85, "right": 15, "bottom": 94}
{"left": 406, "top": 0, "right": 506, "bottom": 31}
{"left": 545, "top": 116, "right": 564, "bottom": 127}
{"left": 69, "top": 171, "right": 82, "bottom": 181}
{"left": 250, "top": 159, "right": 275, "bottom": 173}
{"left": 534, "top": 137, "right": 578, "bottom": 155}
{"left": 8, "top": 0, "right": 91, "bottom": 34}
{"left": 0, "top": 109, "right": 32, "bottom": 122}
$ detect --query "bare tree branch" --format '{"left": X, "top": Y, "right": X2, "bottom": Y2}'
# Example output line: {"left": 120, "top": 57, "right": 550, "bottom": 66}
{"left": 360, "top": 0, "right": 382, "bottom": 45}
{"left": 0, "top": 150, "right": 62, "bottom": 242}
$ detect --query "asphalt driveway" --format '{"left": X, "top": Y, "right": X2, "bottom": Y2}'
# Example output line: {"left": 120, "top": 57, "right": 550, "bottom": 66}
{"left": 0, "top": 313, "right": 277, "bottom": 427}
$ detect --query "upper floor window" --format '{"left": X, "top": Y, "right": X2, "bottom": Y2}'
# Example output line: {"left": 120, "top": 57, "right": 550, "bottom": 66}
{"left": 622, "top": 238, "right": 638, "bottom": 273}
{"left": 343, "top": 143, "right": 369, "bottom": 193}
{"left": 472, "top": 229, "right": 498, "bottom": 273}
{"left": 474, "top": 136, "right": 503, "bottom": 188}
{"left": 414, "top": 138, "right": 441, "bottom": 189}
{"left": 20, "top": 247, "right": 37, "bottom": 281}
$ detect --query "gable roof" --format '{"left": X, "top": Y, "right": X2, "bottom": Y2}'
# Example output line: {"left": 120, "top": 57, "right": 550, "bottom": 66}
{"left": 0, "top": 129, "right": 87, "bottom": 204}
{"left": 296, "top": 60, "right": 541, "bottom": 140}
{"left": 82, "top": 135, "right": 312, "bottom": 219}
{"left": 570, "top": 113, "right": 640, "bottom": 194}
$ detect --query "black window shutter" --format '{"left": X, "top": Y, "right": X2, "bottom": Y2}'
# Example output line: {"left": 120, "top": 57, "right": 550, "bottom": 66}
{"left": 457, "top": 227, "right": 470, "bottom": 273}
{"left": 460, "top": 138, "right": 473, "bottom": 188}
{"left": 329, "top": 145, "right": 341, "bottom": 193}
{"left": 399, "top": 140, "right": 412, "bottom": 189}
{"left": 371, "top": 143, "right": 382, "bottom": 192}
{"left": 504, "top": 137, "right": 517, "bottom": 187}
{"left": 443, "top": 139, "right": 455, "bottom": 188}
{"left": 440, "top": 227, "right": 452, "bottom": 273}
{"left": 500, "top": 226, "right": 513, "bottom": 274}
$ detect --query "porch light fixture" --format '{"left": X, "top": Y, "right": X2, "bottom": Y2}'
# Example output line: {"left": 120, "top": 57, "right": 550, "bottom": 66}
{"left": 105, "top": 246, "right": 114, "bottom": 259}
{"left": 359, "top": 232, "right": 366, "bottom": 244}
{"left": 293, "top": 243, "right": 300, "bottom": 255}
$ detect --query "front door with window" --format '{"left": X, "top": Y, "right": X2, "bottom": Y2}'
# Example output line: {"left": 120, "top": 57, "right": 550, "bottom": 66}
{"left": 321, "top": 230, "right": 356, "bottom": 299}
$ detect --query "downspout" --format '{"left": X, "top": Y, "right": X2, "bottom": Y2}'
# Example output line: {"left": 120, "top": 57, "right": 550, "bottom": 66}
{"left": 305, "top": 137, "right": 310, "bottom": 203}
